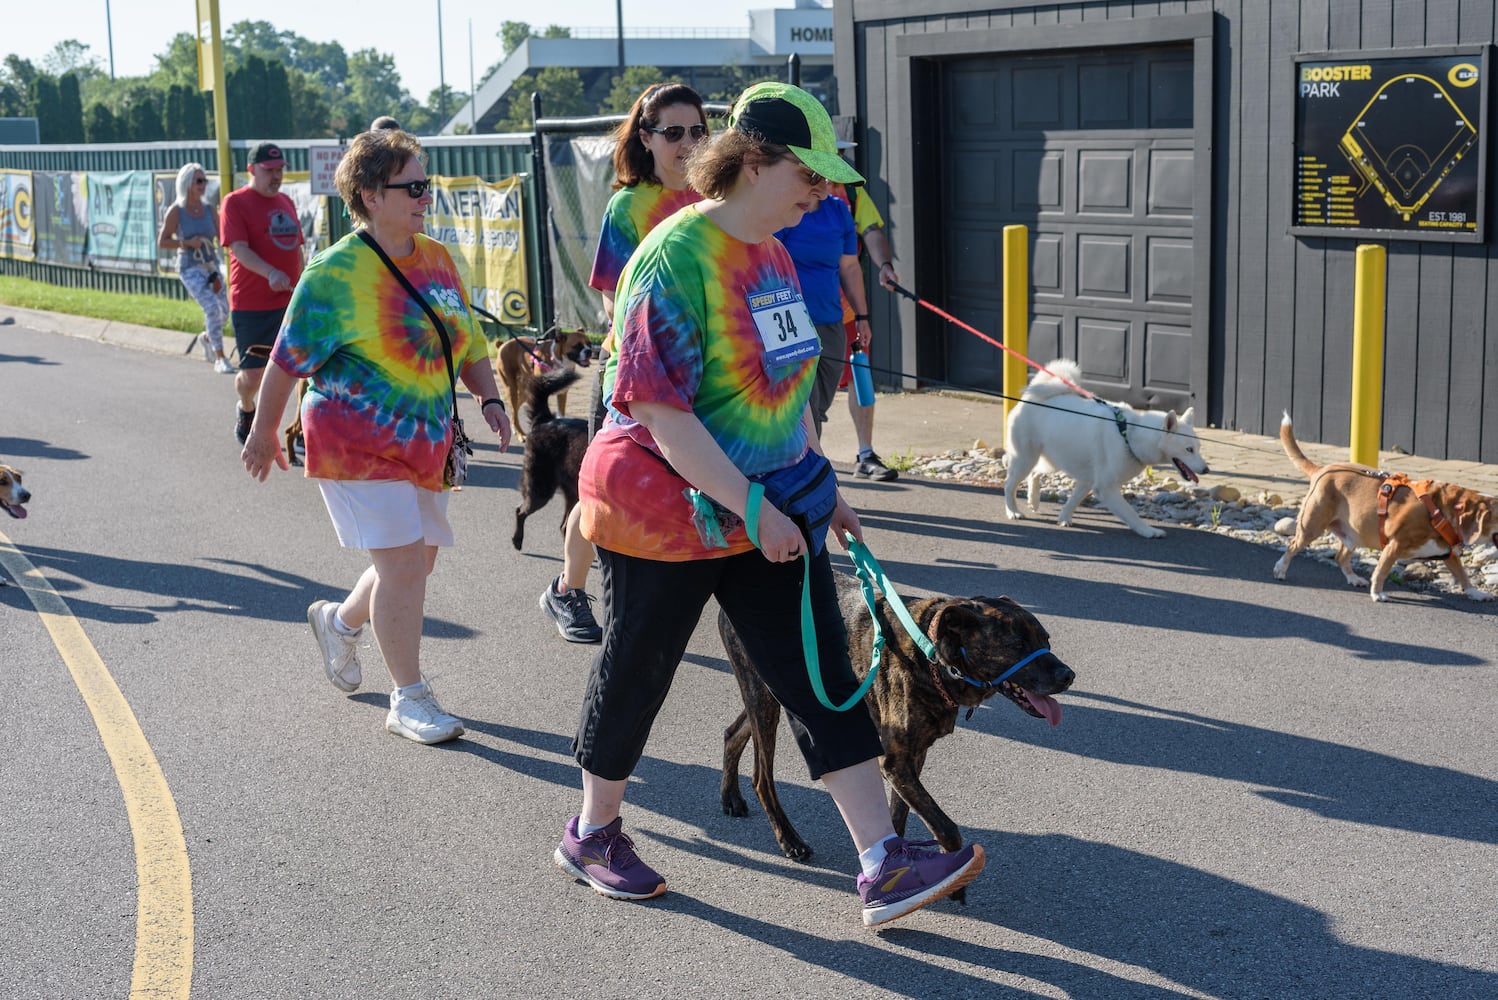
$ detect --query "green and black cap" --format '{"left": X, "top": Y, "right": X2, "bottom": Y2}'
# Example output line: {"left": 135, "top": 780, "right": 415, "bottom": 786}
{"left": 729, "top": 82, "right": 864, "bottom": 185}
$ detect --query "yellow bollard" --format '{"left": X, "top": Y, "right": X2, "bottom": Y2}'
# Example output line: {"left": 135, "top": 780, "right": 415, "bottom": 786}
{"left": 1350, "top": 244, "right": 1386, "bottom": 467}
{"left": 1002, "top": 225, "right": 1029, "bottom": 445}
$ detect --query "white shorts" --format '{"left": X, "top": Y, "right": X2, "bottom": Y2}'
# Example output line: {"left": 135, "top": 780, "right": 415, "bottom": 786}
{"left": 316, "top": 479, "right": 455, "bottom": 550}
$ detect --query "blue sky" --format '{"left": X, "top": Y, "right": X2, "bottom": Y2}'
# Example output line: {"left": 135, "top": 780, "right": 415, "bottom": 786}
{"left": 15, "top": 1, "right": 806, "bottom": 98}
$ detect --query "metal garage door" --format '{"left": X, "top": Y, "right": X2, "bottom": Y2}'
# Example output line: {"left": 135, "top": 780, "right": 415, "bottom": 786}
{"left": 940, "top": 46, "right": 1196, "bottom": 410}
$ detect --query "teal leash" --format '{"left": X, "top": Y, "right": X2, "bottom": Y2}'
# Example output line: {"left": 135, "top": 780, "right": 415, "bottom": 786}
{"left": 744, "top": 484, "right": 934, "bottom": 712}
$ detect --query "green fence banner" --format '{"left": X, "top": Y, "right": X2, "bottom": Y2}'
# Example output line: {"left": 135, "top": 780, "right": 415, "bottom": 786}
{"left": 87, "top": 171, "right": 158, "bottom": 274}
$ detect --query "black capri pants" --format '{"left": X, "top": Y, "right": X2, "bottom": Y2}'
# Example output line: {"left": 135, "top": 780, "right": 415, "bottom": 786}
{"left": 574, "top": 544, "right": 884, "bottom": 782}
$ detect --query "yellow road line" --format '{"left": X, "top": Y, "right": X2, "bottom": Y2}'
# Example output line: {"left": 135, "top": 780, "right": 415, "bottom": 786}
{"left": 0, "top": 533, "right": 193, "bottom": 999}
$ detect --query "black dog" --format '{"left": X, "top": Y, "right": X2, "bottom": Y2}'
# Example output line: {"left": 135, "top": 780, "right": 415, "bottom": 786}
{"left": 720, "top": 573, "right": 1075, "bottom": 865}
{"left": 513, "top": 368, "right": 588, "bottom": 551}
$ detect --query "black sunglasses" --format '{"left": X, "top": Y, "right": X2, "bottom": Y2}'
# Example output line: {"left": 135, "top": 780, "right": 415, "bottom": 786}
{"left": 385, "top": 180, "right": 431, "bottom": 198}
{"left": 193, "top": 176, "right": 208, "bottom": 184}
{"left": 644, "top": 123, "right": 709, "bottom": 143}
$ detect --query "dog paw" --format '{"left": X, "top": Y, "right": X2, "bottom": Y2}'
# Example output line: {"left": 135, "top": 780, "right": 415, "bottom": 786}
{"left": 721, "top": 795, "right": 749, "bottom": 818}
{"left": 780, "top": 839, "right": 814, "bottom": 863}
{"left": 1463, "top": 588, "right": 1498, "bottom": 602}
{"left": 1003, "top": 507, "right": 1025, "bottom": 521}
{"left": 1371, "top": 590, "right": 1390, "bottom": 602}
{"left": 1136, "top": 526, "right": 1166, "bottom": 539}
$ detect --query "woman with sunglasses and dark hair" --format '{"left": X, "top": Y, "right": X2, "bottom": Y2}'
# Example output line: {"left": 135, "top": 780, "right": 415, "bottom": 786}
{"left": 539, "top": 82, "right": 711, "bottom": 644}
{"left": 240, "top": 127, "right": 510, "bottom": 745}
{"left": 553, "top": 82, "right": 986, "bottom": 929}
{"left": 158, "top": 162, "right": 234, "bottom": 373}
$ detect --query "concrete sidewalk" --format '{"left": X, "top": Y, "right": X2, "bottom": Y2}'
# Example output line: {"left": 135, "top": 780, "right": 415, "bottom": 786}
{"left": 9, "top": 301, "right": 1498, "bottom": 505}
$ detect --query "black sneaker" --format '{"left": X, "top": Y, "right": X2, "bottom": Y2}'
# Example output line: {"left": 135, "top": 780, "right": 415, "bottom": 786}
{"left": 235, "top": 406, "right": 255, "bottom": 445}
{"left": 540, "top": 577, "right": 603, "bottom": 643}
{"left": 854, "top": 452, "right": 899, "bottom": 482}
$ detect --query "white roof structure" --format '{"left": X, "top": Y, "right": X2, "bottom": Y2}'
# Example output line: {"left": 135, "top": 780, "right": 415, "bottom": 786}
{"left": 440, "top": 2, "right": 834, "bottom": 135}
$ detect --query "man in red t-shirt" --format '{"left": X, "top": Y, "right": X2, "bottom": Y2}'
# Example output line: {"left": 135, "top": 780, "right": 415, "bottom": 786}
{"left": 221, "top": 141, "right": 305, "bottom": 444}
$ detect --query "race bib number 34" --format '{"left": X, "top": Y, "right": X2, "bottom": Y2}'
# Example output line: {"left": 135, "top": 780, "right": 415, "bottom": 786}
{"left": 748, "top": 286, "right": 819, "bottom": 367}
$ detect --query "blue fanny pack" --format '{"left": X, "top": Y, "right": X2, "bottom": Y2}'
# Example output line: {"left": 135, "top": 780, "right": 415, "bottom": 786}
{"left": 750, "top": 449, "right": 838, "bottom": 556}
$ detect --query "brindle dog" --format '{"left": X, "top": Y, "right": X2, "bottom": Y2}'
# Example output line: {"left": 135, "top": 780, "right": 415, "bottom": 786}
{"left": 719, "top": 573, "right": 1074, "bottom": 865}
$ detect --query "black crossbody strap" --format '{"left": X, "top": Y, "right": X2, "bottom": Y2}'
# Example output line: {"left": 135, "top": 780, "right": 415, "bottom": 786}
{"left": 356, "top": 229, "right": 459, "bottom": 418}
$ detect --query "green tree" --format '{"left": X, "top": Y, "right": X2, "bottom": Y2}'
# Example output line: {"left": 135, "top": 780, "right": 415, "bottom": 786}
{"left": 228, "top": 53, "right": 272, "bottom": 136}
{"left": 31, "top": 75, "right": 62, "bottom": 141}
{"left": 499, "top": 21, "right": 531, "bottom": 57}
{"left": 288, "top": 68, "right": 333, "bottom": 138}
{"left": 85, "top": 101, "right": 118, "bottom": 142}
{"left": 402, "top": 84, "right": 467, "bottom": 134}
{"left": 57, "top": 71, "right": 86, "bottom": 142}
{"left": 125, "top": 86, "right": 165, "bottom": 141}
{"left": 603, "top": 65, "right": 664, "bottom": 114}
{"left": 266, "top": 60, "right": 294, "bottom": 135}
{"left": 0, "top": 83, "right": 24, "bottom": 117}
{"left": 494, "top": 66, "right": 587, "bottom": 131}
{"left": 541, "top": 25, "right": 572, "bottom": 39}
{"left": 343, "top": 48, "right": 405, "bottom": 134}
{"left": 42, "top": 40, "right": 101, "bottom": 80}
{"left": 152, "top": 32, "right": 202, "bottom": 87}
{"left": 705, "top": 64, "right": 781, "bottom": 103}
{"left": 4, "top": 55, "right": 41, "bottom": 99}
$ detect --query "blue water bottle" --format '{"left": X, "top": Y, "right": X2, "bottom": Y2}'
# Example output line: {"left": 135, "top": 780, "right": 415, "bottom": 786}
{"left": 849, "top": 348, "right": 875, "bottom": 406}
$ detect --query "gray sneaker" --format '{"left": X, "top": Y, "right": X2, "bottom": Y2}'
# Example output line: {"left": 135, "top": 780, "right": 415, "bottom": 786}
{"left": 307, "top": 600, "right": 362, "bottom": 692}
{"left": 386, "top": 682, "right": 464, "bottom": 744}
{"left": 198, "top": 331, "right": 214, "bottom": 363}
{"left": 540, "top": 577, "right": 602, "bottom": 643}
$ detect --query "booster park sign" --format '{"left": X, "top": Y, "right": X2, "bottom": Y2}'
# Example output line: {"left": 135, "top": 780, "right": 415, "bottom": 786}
{"left": 1292, "top": 47, "right": 1490, "bottom": 242}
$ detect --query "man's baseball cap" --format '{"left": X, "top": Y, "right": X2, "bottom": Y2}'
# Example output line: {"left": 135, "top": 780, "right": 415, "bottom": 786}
{"left": 729, "top": 82, "right": 863, "bottom": 185}
{"left": 249, "top": 141, "right": 285, "bottom": 167}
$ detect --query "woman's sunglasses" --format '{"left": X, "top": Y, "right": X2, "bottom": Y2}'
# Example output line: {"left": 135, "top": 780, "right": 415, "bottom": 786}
{"left": 193, "top": 176, "right": 208, "bottom": 185}
{"left": 643, "top": 123, "right": 709, "bottom": 143}
{"left": 385, "top": 180, "right": 431, "bottom": 198}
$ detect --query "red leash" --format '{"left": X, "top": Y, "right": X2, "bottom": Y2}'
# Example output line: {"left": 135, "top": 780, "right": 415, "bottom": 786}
{"left": 886, "top": 281, "right": 1095, "bottom": 400}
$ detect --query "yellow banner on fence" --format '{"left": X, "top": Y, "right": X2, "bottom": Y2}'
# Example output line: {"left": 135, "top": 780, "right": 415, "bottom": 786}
{"left": 425, "top": 175, "right": 530, "bottom": 326}
{"left": 1, "top": 169, "right": 35, "bottom": 261}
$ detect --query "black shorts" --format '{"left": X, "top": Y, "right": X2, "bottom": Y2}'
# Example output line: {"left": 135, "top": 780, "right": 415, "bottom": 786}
{"left": 230, "top": 308, "right": 286, "bottom": 370}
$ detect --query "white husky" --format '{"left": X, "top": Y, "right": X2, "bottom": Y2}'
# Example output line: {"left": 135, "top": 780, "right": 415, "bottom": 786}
{"left": 1003, "top": 360, "right": 1209, "bottom": 538}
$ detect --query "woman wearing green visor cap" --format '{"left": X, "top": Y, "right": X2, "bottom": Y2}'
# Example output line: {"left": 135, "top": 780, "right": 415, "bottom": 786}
{"left": 552, "top": 81, "right": 986, "bottom": 929}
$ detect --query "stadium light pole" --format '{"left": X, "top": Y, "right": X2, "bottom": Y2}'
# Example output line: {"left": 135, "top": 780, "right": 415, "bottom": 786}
{"left": 437, "top": 0, "right": 448, "bottom": 126}
{"left": 105, "top": 0, "right": 116, "bottom": 79}
{"left": 616, "top": 0, "right": 625, "bottom": 75}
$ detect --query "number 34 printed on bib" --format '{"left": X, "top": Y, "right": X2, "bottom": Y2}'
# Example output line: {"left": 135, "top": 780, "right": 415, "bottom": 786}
{"left": 749, "top": 286, "right": 820, "bottom": 368}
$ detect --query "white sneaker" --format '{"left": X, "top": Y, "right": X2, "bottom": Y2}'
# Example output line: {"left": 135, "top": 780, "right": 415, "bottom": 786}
{"left": 214, "top": 356, "right": 236, "bottom": 374}
{"left": 307, "top": 600, "right": 362, "bottom": 692}
{"left": 198, "top": 331, "right": 214, "bottom": 363}
{"left": 386, "top": 682, "right": 465, "bottom": 744}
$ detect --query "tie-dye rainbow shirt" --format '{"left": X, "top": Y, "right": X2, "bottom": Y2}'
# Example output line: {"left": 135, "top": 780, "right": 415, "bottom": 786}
{"left": 588, "top": 183, "right": 703, "bottom": 294}
{"left": 271, "top": 232, "right": 488, "bottom": 491}
{"left": 580, "top": 205, "right": 818, "bottom": 562}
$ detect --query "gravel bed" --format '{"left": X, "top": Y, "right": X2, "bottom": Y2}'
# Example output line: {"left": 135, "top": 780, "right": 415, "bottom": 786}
{"left": 902, "top": 447, "right": 1498, "bottom": 599}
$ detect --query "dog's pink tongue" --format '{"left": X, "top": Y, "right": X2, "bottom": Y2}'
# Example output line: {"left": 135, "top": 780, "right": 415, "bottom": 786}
{"left": 1025, "top": 691, "right": 1062, "bottom": 726}
{"left": 2, "top": 502, "right": 24, "bottom": 519}
{"left": 1173, "top": 459, "right": 1200, "bottom": 484}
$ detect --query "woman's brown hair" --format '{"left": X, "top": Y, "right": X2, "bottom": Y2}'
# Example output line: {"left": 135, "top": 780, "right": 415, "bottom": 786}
{"left": 336, "top": 128, "right": 424, "bottom": 224}
{"left": 611, "top": 82, "right": 707, "bottom": 189}
{"left": 684, "top": 130, "right": 788, "bottom": 201}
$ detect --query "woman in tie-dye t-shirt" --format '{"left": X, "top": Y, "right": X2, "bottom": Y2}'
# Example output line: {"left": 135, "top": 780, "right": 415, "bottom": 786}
{"left": 543, "top": 83, "right": 711, "bottom": 644}
{"left": 555, "top": 83, "right": 988, "bottom": 929}
{"left": 240, "top": 128, "right": 511, "bottom": 746}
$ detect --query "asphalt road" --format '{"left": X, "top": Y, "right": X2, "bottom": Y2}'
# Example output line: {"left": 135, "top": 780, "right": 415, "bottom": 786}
{"left": 3, "top": 318, "right": 1496, "bottom": 999}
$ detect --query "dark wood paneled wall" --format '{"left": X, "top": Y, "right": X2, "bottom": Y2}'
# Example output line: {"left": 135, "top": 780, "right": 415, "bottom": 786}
{"left": 842, "top": 0, "right": 1498, "bottom": 461}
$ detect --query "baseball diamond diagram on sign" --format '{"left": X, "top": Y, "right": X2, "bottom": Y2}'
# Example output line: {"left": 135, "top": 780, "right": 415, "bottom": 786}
{"left": 1293, "top": 48, "right": 1489, "bottom": 241}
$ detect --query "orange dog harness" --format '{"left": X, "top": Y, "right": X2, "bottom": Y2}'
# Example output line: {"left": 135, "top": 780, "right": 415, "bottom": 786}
{"left": 1376, "top": 472, "right": 1464, "bottom": 550}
